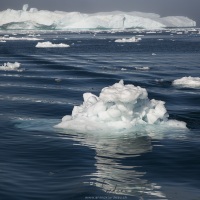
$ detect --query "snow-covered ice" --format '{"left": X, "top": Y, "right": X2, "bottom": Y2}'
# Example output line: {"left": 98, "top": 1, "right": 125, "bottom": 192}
{"left": 55, "top": 80, "right": 187, "bottom": 133}
{"left": 0, "top": 62, "right": 21, "bottom": 71}
{"left": 115, "top": 37, "right": 140, "bottom": 43}
{"left": 173, "top": 76, "right": 200, "bottom": 88}
{"left": 0, "top": 4, "right": 196, "bottom": 30}
{"left": 36, "top": 41, "right": 70, "bottom": 48}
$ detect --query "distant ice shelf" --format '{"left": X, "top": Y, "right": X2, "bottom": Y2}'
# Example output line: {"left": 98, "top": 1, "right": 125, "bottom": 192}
{"left": 0, "top": 4, "right": 196, "bottom": 30}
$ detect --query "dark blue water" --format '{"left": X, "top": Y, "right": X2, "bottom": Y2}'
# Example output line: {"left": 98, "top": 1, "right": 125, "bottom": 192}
{"left": 0, "top": 30, "right": 200, "bottom": 200}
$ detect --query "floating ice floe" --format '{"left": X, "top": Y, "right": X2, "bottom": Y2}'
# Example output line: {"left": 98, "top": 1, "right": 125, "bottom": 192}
{"left": 173, "top": 76, "right": 200, "bottom": 88}
{"left": 55, "top": 80, "right": 187, "bottom": 133}
{"left": 115, "top": 36, "right": 140, "bottom": 43}
{"left": 0, "top": 62, "right": 21, "bottom": 71}
{"left": 36, "top": 41, "right": 70, "bottom": 48}
{"left": 0, "top": 36, "right": 42, "bottom": 41}
{"left": 0, "top": 40, "right": 6, "bottom": 42}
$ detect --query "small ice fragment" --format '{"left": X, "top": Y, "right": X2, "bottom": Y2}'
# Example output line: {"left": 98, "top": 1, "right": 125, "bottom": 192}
{"left": 55, "top": 78, "right": 61, "bottom": 82}
{"left": 0, "top": 62, "right": 21, "bottom": 71}
{"left": 115, "top": 37, "right": 139, "bottom": 43}
{"left": 135, "top": 66, "right": 150, "bottom": 70}
{"left": 172, "top": 76, "right": 200, "bottom": 88}
{"left": 36, "top": 41, "right": 70, "bottom": 48}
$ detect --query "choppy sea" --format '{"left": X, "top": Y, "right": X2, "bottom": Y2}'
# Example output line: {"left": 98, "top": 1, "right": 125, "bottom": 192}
{"left": 0, "top": 30, "right": 200, "bottom": 200}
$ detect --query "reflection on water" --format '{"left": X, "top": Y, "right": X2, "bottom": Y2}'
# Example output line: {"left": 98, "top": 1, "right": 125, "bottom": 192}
{"left": 15, "top": 118, "right": 190, "bottom": 199}
{"left": 61, "top": 130, "right": 167, "bottom": 199}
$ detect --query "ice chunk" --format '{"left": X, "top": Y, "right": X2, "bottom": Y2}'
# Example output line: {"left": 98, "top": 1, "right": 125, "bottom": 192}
{"left": 55, "top": 80, "right": 187, "bottom": 133}
{"left": 135, "top": 66, "right": 150, "bottom": 70}
{"left": 115, "top": 37, "right": 139, "bottom": 43}
{"left": 0, "top": 62, "right": 21, "bottom": 71}
{"left": 172, "top": 76, "right": 200, "bottom": 88}
{"left": 36, "top": 41, "right": 70, "bottom": 48}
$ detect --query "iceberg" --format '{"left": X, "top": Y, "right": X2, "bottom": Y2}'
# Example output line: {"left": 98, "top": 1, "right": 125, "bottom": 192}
{"left": 0, "top": 62, "right": 21, "bottom": 71}
{"left": 173, "top": 76, "right": 200, "bottom": 88}
{"left": 55, "top": 80, "right": 187, "bottom": 133}
{"left": 36, "top": 41, "right": 70, "bottom": 48}
{"left": 0, "top": 5, "right": 196, "bottom": 30}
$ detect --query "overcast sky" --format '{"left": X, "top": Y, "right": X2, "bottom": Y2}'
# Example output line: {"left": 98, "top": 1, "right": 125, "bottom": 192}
{"left": 1, "top": 0, "right": 199, "bottom": 26}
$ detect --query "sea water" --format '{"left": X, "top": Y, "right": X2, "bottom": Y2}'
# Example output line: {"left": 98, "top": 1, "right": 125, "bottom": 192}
{"left": 0, "top": 30, "right": 200, "bottom": 200}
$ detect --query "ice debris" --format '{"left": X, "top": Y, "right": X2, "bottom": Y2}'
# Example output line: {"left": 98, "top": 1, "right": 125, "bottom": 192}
{"left": 0, "top": 62, "right": 21, "bottom": 71}
{"left": 173, "top": 76, "right": 200, "bottom": 88}
{"left": 135, "top": 66, "right": 150, "bottom": 70}
{"left": 115, "top": 37, "right": 140, "bottom": 43}
{"left": 36, "top": 41, "right": 70, "bottom": 48}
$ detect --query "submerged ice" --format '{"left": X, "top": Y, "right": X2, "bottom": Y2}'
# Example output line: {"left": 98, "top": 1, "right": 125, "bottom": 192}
{"left": 0, "top": 5, "right": 196, "bottom": 30}
{"left": 55, "top": 80, "right": 186, "bottom": 133}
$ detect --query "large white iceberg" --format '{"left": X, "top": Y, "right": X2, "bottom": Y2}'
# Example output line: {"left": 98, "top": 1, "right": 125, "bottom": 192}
{"left": 0, "top": 5, "right": 196, "bottom": 30}
{"left": 55, "top": 80, "right": 186, "bottom": 133}
{"left": 173, "top": 76, "right": 200, "bottom": 88}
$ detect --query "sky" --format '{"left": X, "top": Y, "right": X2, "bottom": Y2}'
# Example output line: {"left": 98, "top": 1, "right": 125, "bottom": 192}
{"left": 0, "top": 0, "right": 199, "bottom": 26}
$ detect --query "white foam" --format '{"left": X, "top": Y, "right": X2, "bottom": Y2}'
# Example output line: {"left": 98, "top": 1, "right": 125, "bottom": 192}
{"left": 115, "top": 37, "right": 139, "bottom": 43}
{"left": 0, "top": 62, "right": 21, "bottom": 71}
{"left": 36, "top": 41, "right": 70, "bottom": 48}
{"left": 173, "top": 76, "right": 200, "bottom": 88}
{"left": 55, "top": 80, "right": 187, "bottom": 133}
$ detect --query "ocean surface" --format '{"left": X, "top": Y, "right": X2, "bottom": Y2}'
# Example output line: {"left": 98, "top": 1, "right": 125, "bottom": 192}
{"left": 0, "top": 30, "right": 200, "bottom": 200}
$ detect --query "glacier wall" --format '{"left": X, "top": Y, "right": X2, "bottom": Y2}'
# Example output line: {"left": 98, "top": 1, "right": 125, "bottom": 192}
{"left": 0, "top": 5, "right": 196, "bottom": 30}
